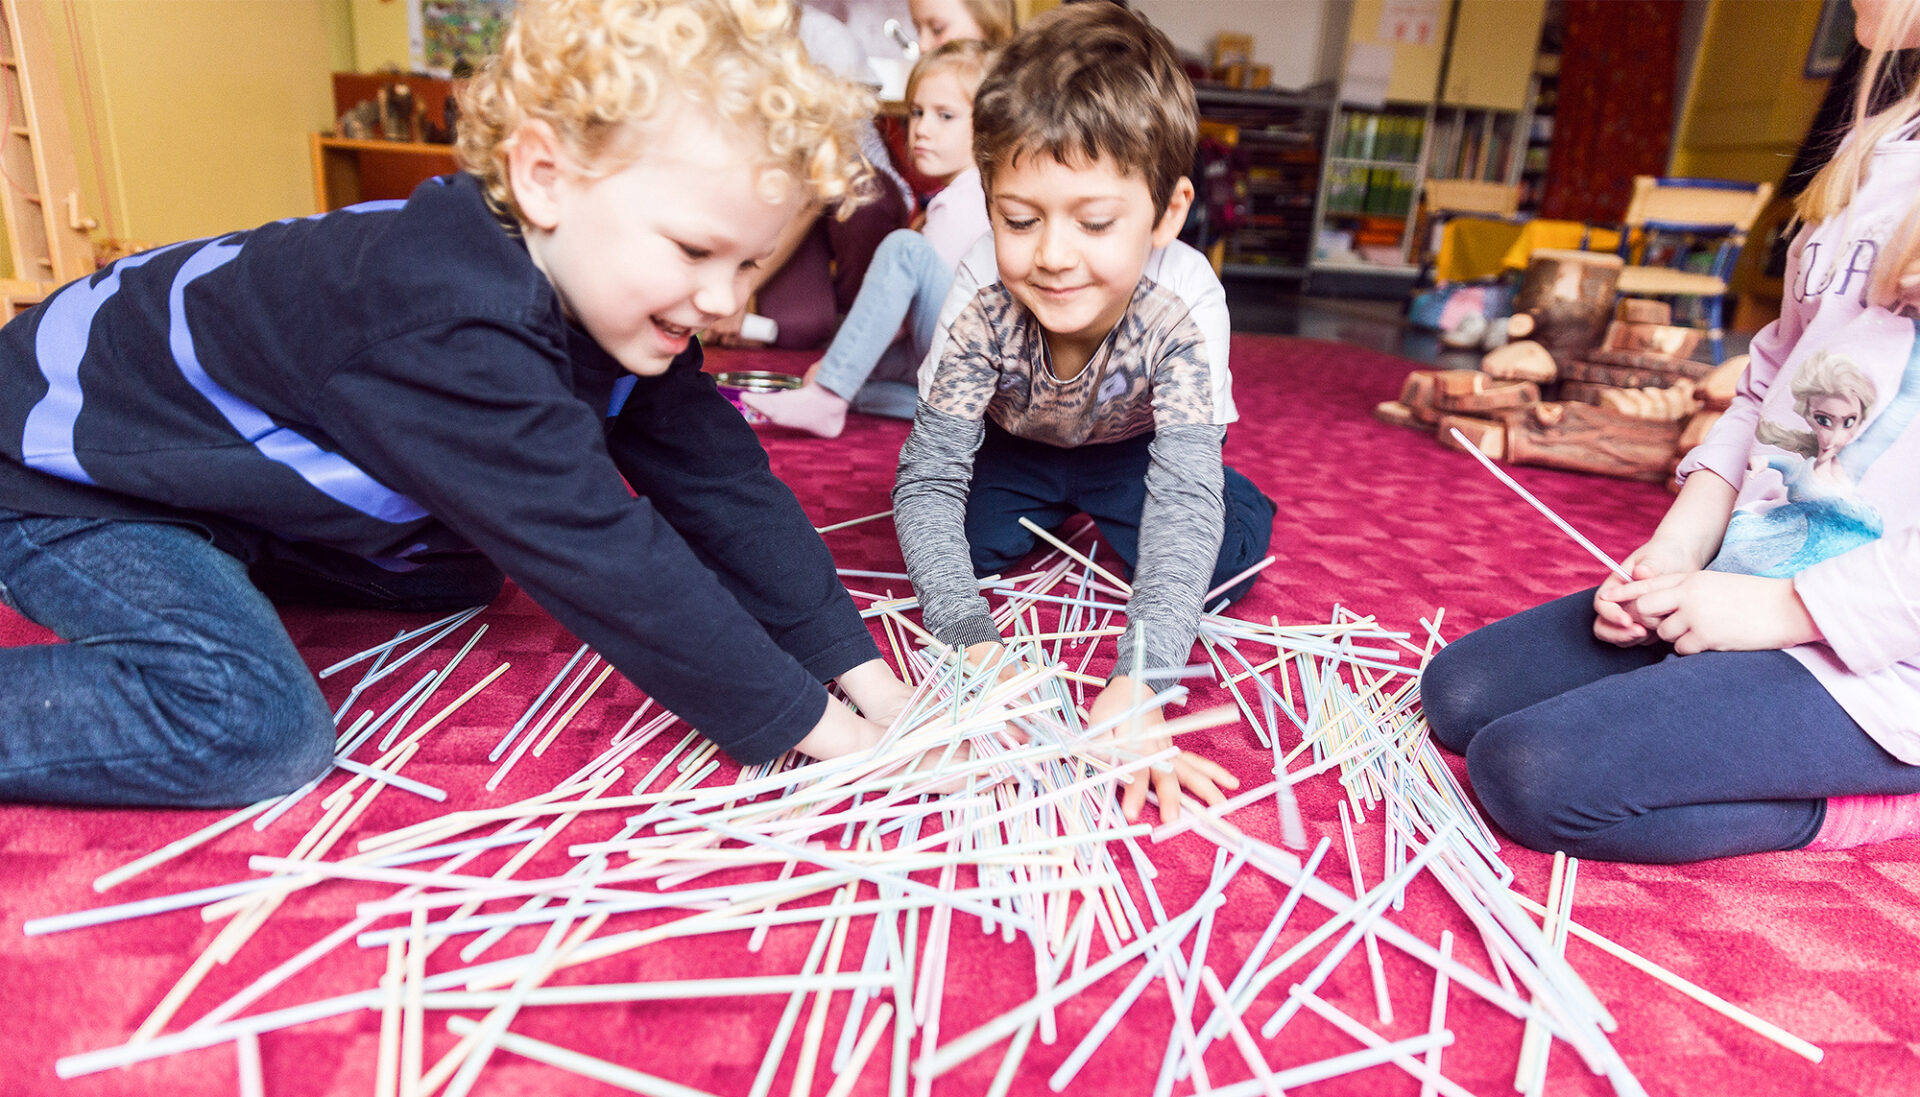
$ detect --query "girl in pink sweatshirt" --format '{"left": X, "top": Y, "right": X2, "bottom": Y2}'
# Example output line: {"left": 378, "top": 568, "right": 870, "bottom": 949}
{"left": 1422, "top": 0, "right": 1920, "bottom": 862}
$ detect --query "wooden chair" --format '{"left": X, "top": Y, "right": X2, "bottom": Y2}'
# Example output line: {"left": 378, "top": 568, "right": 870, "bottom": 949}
{"left": 1415, "top": 179, "right": 1523, "bottom": 286}
{"left": 1424, "top": 178, "right": 1522, "bottom": 220}
{"left": 1611, "top": 175, "right": 1775, "bottom": 363}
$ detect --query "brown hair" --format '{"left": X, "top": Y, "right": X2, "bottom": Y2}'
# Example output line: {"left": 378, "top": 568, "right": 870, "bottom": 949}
{"left": 457, "top": 0, "right": 874, "bottom": 224}
{"left": 969, "top": 2, "right": 1195, "bottom": 217}
{"left": 904, "top": 39, "right": 994, "bottom": 108}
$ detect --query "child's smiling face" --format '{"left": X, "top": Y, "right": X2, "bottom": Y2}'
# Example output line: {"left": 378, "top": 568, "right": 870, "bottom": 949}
{"left": 511, "top": 101, "right": 799, "bottom": 377}
{"left": 986, "top": 151, "right": 1191, "bottom": 377}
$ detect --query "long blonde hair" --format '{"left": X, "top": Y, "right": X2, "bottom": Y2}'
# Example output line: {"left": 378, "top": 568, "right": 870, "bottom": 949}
{"left": 1796, "top": 0, "right": 1920, "bottom": 307}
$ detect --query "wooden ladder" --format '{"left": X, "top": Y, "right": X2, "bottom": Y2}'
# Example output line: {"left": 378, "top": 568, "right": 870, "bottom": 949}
{"left": 0, "top": 0, "right": 94, "bottom": 301}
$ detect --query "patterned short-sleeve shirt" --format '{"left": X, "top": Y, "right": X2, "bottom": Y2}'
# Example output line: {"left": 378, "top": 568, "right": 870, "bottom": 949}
{"left": 916, "top": 237, "right": 1235, "bottom": 442}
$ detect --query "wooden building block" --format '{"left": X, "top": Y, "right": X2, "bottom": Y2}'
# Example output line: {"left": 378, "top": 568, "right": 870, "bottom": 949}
{"left": 1437, "top": 414, "right": 1507, "bottom": 460}
{"left": 1434, "top": 378, "right": 1541, "bottom": 414}
{"left": 1432, "top": 369, "right": 1491, "bottom": 398}
{"left": 1615, "top": 298, "right": 1673, "bottom": 325}
{"left": 1596, "top": 379, "right": 1697, "bottom": 421}
{"left": 1398, "top": 370, "right": 1443, "bottom": 423}
{"left": 1373, "top": 400, "right": 1418, "bottom": 428}
{"left": 1583, "top": 346, "right": 1714, "bottom": 379}
{"left": 1562, "top": 356, "right": 1708, "bottom": 390}
{"left": 1398, "top": 370, "right": 1438, "bottom": 407}
{"left": 1508, "top": 402, "right": 1682, "bottom": 482}
{"left": 1480, "top": 340, "right": 1559, "bottom": 383}
{"left": 1601, "top": 321, "right": 1702, "bottom": 360}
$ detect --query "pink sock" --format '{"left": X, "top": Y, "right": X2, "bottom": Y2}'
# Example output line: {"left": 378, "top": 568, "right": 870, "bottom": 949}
{"left": 1805, "top": 793, "right": 1920, "bottom": 851}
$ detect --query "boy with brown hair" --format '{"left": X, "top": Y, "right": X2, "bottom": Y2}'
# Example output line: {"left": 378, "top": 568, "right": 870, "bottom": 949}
{"left": 892, "top": 2, "right": 1276, "bottom": 822}
{"left": 0, "top": 0, "right": 913, "bottom": 807}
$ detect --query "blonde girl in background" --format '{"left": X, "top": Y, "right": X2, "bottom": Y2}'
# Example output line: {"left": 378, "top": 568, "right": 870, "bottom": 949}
{"left": 745, "top": 40, "right": 996, "bottom": 435}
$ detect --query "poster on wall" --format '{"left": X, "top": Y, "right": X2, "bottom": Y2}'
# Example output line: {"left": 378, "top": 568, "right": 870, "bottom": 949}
{"left": 1379, "top": 0, "right": 1440, "bottom": 46}
{"left": 409, "top": 0, "right": 514, "bottom": 76}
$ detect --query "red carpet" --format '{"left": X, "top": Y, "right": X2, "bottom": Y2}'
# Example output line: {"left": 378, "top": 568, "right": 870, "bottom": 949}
{"left": 2, "top": 334, "right": 1915, "bottom": 1096}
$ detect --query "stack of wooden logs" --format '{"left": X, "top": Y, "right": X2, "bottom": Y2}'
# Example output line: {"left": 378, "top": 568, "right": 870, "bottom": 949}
{"left": 1375, "top": 296, "right": 1747, "bottom": 483}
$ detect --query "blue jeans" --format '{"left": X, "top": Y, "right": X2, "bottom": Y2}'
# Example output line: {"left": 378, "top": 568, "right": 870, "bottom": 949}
{"left": 812, "top": 229, "right": 953, "bottom": 420}
{"left": 1421, "top": 588, "right": 1920, "bottom": 863}
{"left": 0, "top": 509, "right": 497, "bottom": 807}
{"left": 962, "top": 423, "right": 1276, "bottom": 603}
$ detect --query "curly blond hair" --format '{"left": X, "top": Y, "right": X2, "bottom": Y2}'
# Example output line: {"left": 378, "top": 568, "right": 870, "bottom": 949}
{"left": 457, "top": 0, "right": 875, "bottom": 223}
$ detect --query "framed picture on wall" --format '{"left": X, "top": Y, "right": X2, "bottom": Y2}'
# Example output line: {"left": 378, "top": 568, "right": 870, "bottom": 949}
{"left": 409, "top": 0, "right": 514, "bottom": 75}
{"left": 1805, "top": 0, "right": 1856, "bottom": 78}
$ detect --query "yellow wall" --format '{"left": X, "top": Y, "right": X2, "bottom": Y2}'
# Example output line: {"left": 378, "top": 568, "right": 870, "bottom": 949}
{"left": 25, "top": 0, "right": 350, "bottom": 256}
{"left": 1670, "top": 0, "right": 1831, "bottom": 184}
{"left": 350, "top": 0, "right": 409, "bottom": 72}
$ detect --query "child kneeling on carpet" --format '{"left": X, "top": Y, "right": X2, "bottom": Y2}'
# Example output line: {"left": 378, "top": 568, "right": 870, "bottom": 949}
{"left": 0, "top": 0, "right": 915, "bottom": 808}
{"left": 891, "top": 3, "right": 1276, "bottom": 823}
{"left": 1420, "top": 0, "right": 1920, "bottom": 864}
{"left": 742, "top": 40, "right": 996, "bottom": 436}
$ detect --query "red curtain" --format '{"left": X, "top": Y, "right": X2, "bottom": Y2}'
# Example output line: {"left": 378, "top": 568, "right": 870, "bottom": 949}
{"left": 1540, "top": 0, "right": 1685, "bottom": 223}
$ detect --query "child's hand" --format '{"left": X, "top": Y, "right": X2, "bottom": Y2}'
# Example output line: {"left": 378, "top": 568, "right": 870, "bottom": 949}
{"left": 1593, "top": 539, "right": 1702, "bottom": 646}
{"left": 1609, "top": 571, "right": 1822, "bottom": 654}
{"left": 792, "top": 695, "right": 888, "bottom": 762}
{"left": 1089, "top": 676, "right": 1238, "bottom": 824}
{"left": 836, "top": 657, "right": 917, "bottom": 730}
{"left": 963, "top": 640, "right": 1028, "bottom": 684}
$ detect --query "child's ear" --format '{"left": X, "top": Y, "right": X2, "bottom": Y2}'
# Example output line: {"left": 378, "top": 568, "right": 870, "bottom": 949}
{"left": 1151, "top": 176, "right": 1196, "bottom": 249}
{"left": 506, "top": 119, "right": 569, "bottom": 232}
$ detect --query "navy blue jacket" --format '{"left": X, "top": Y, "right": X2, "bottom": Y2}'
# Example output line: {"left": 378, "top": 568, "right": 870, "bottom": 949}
{"left": 0, "top": 173, "right": 877, "bottom": 763}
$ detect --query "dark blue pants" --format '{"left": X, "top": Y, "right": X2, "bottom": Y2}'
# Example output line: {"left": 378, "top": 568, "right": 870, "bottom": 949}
{"left": 1421, "top": 588, "right": 1920, "bottom": 863}
{"left": 0, "top": 509, "right": 500, "bottom": 807}
{"left": 963, "top": 423, "right": 1275, "bottom": 603}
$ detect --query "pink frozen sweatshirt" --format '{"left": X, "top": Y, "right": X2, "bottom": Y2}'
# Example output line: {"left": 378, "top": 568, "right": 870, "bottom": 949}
{"left": 1677, "top": 134, "right": 1920, "bottom": 763}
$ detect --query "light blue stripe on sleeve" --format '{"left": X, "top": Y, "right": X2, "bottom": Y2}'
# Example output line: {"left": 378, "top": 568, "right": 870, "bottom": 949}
{"left": 167, "top": 238, "right": 429, "bottom": 524}
{"left": 21, "top": 241, "right": 192, "bottom": 483}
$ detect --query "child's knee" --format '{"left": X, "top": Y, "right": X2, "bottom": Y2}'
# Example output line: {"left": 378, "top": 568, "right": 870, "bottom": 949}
{"left": 151, "top": 653, "right": 334, "bottom": 805}
{"left": 1209, "top": 472, "right": 1275, "bottom": 603}
{"left": 969, "top": 536, "right": 1030, "bottom": 578}
{"left": 1463, "top": 716, "right": 1590, "bottom": 853}
{"left": 1420, "top": 643, "right": 1497, "bottom": 753}
{"left": 874, "top": 228, "right": 924, "bottom": 267}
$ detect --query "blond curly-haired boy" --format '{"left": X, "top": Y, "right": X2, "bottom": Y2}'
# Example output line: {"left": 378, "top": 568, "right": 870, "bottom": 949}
{"left": 0, "top": 0, "right": 911, "bottom": 807}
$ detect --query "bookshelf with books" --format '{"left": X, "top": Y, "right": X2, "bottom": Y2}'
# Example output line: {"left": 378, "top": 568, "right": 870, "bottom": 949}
{"left": 1312, "top": 101, "right": 1434, "bottom": 276}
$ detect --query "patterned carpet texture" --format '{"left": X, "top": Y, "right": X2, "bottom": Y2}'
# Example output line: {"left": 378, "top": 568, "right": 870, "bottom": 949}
{"left": 1, "top": 334, "right": 1915, "bottom": 1096}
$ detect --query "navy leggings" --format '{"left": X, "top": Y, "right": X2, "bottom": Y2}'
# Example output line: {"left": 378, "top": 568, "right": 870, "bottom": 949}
{"left": 963, "top": 422, "right": 1276, "bottom": 602}
{"left": 1420, "top": 589, "right": 1920, "bottom": 863}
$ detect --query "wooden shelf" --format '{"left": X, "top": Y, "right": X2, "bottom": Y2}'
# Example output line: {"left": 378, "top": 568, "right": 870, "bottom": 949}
{"left": 310, "top": 134, "right": 458, "bottom": 212}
